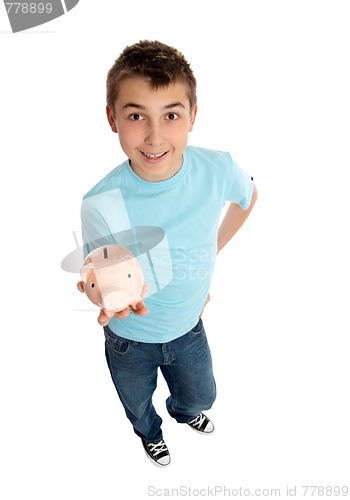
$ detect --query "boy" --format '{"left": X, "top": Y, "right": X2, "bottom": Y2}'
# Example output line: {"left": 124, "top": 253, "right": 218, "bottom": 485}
{"left": 78, "top": 40, "right": 257, "bottom": 467}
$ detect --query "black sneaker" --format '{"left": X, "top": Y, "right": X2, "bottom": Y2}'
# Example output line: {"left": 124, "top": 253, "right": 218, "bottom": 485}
{"left": 187, "top": 413, "right": 214, "bottom": 434}
{"left": 142, "top": 439, "right": 171, "bottom": 467}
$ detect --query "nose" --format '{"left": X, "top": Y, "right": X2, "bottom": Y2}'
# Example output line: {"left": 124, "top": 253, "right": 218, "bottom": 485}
{"left": 102, "top": 287, "right": 129, "bottom": 312}
{"left": 145, "top": 121, "right": 164, "bottom": 146}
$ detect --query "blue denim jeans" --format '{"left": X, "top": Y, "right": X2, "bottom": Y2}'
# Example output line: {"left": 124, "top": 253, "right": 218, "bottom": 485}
{"left": 104, "top": 318, "right": 216, "bottom": 443}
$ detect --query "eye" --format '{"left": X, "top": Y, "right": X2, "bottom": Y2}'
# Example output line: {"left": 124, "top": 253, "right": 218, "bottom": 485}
{"left": 129, "top": 113, "right": 144, "bottom": 121}
{"left": 90, "top": 283, "right": 95, "bottom": 288}
{"left": 128, "top": 274, "right": 132, "bottom": 278}
{"left": 166, "top": 113, "right": 179, "bottom": 120}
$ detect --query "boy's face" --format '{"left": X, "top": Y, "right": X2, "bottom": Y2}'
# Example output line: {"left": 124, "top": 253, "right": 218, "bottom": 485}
{"left": 107, "top": 77, "right": 197, "bottom": 182}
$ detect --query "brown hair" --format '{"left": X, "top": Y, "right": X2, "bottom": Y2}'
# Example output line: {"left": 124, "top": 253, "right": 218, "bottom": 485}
{"left": 106, "top": 40, "right": 197, "bottom": 113}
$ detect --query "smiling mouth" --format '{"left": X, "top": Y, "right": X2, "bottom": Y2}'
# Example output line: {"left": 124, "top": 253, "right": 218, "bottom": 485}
{"left": 141, "top": 151, "right": 168, "bottom": 159}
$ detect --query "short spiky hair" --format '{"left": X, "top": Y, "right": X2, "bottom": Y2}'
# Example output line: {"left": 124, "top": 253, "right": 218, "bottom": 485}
{"left": 106, "top": 40, "right": 197, "bottom": 113}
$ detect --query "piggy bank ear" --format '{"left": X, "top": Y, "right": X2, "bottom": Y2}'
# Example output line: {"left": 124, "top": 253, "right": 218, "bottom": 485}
{"left": 80, "top": 263, "right": 94, "bottom": 283}
{"left": 77, "top": 281, "right": 85, "bottom": 293}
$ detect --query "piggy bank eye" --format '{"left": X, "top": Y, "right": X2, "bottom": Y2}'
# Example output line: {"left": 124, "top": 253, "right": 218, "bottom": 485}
{"left": 128, "top": 274, "right": 132, "bottom": 278}
{"left": 90, "top": 283, "right": 95, "bottom": 288}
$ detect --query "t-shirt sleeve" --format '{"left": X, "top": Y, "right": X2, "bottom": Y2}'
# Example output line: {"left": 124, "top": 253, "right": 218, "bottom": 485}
{"left": 224, "top": 153, "right": 254, "bottom": 210}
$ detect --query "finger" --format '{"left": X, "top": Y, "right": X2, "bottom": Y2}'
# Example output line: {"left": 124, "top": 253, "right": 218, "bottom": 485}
{"left": 131, "top": 300, "right": 148, "bottom": 315}
{"left": 97, "top": 310, "right": 110, "bottom": 326}
{"left": 97, "top": 308, "right": 116, "bottom": 326}
{"left": 132, "top": 299, "right": 145, "bottom": 310}
{"left": 133, "top": 306, "right": 149, "bottom": 316}
{"left": 114, "top": 308, "right": 132, "bottom": 320}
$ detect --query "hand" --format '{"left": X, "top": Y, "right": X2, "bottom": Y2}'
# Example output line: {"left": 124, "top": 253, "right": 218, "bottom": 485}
{"left": 97, "top": 283, "right": 150, "bottom": 326}
{"left": 97, "top": 299, "right": 149, "bottom": 326}
{"left": 199, "top": 293, "right": 210, "bottom": 317}
{"left": 77, "top": 281, "right": 150, "bottom": 327}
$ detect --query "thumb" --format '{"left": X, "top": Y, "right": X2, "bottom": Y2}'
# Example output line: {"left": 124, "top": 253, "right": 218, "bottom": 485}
{"left": 98, "top": 309, "right": 114, "bottom": 326}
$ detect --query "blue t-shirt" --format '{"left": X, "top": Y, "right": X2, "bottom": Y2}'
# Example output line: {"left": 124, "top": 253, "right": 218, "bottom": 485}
{"left": 81, "top": 145, "right": 253, "bottom": 343}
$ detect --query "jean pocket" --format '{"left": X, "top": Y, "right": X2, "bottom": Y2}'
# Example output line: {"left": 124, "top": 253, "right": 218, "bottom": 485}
{"left": 104, "top": 325, "right": 130, "bottom": 354}
{"left": 190, "top": 318, "right": 204, "bottom": 335}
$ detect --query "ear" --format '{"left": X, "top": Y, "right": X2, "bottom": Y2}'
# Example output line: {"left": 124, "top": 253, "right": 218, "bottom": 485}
{"left": 77, "top": 281, "right": 85, "bottom": 293}
{"left": 189, "top": 104, "right": 197, "bottom": 132}
{"left": 106, "top": 105, "right": 118, "bottom": 133}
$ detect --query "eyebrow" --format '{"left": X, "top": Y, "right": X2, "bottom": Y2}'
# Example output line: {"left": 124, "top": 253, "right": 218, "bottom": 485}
{"left": 122, "top": 102, "right": 186, "bottom": 110}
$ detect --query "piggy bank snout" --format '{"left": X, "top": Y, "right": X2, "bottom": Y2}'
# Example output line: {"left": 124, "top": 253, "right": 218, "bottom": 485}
{"left": 102, "top": 287, "right": 130, "bottom": 312}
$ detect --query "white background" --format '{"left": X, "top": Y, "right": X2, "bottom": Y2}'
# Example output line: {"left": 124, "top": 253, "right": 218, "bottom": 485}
{"left": 1, "top": 1, "right": 349, "bottom": 498}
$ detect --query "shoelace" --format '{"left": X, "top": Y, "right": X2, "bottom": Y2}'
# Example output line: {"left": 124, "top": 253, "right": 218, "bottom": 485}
{"left": 189, "top": 413, "right": 206, "bottom": 429}
{"left": 148, "top": 440, "right": 168, "bottom": 457}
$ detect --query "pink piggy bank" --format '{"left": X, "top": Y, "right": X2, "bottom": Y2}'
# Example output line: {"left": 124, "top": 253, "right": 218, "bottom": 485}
{"left": 80, "top": 244, "right": 145, "bottom": 312}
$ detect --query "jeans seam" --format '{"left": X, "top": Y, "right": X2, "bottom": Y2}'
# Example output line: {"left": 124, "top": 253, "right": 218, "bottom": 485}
{"left": 167, "top": 368, "right": 179, "bottom": 413}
